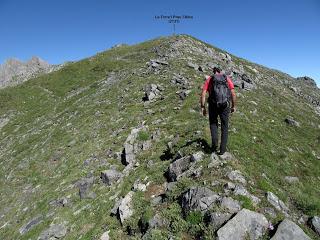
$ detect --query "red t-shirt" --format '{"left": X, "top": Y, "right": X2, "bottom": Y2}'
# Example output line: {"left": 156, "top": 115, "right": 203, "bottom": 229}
{"left": 202, "top": 73, "right": 234, "bottom": 94}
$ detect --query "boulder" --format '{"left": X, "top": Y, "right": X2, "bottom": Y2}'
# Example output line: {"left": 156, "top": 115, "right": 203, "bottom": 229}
{"left": 77, "top": 176, "right": 96, "bottom": 200}
{"left": 271, "top": 219, "right": 311, "bottom": 240}
{"left": 217, "top": 209, "right": 269, "bottom": 240}
{"left": 190, "top": 151, "right": 204, "bottom": 162}
{"left": 206, "top": 212, "right": 232, "bottom": 230}
{"left": 266, "top": 192, "right": 289, "bottom": 215}
{"left": 38, "top": 224, "right": 67, "bottom": 240}
{"left": 309, "top": 216, "right": 320, "bottom": 236}
{"left": 284, "top": 176, "right": 299, "bottom": 184}
{"left": 100, "top": 230, "right": 110, "bottom": 240}
{"left": 101, "top": 169, "right": 123, "bottom": 185}
{"left": 220, "top": 197, "right": 241, "bottom": 214}
{"left": 227, "top": 170, "right": 247, "bottom": 185}
{"left": 181, "top": 186, "right": 220, "bottom": 215}
{"left": 144, "top": 84, "right": 162, "bottom": 101}
{"left": 166, "top": 156, "right": 191, "bottom": 182}
{"left": 118, "top": 191, "right": 134, "bottom": 224}
{"left": 284, "top": 117, "right": 300, "bottom": 127}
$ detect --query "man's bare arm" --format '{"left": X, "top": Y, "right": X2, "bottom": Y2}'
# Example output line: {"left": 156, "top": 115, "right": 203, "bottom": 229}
{"left": 200, "top": 90, "right": 207, "bottom": 116}
{"left": 230, "top": 89, "right": 236, "bottom": 112}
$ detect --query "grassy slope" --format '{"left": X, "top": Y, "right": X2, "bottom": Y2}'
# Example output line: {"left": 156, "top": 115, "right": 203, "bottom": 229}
{"left": 0, "top": 35, "right": 319, "bottom": 239}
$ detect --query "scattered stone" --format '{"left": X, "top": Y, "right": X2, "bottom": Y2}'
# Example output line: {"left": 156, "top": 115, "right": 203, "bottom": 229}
{"left": 110, "top": 198, "right": 122, "bottom": 215}
{"left": 148, "top": 213, "right": 167, "bottom": 229}
{"left": 266, "top": 192, "right": 289, "bottom": 215}
{"left": 233, "top": 185, "right": 261, "bottom": 205}
{"left": 142, "top": 140, "right": 152, "bottom": 150}
{"left": 181, "top": 186, "right": 220, "bottom": 215}
{"left": 271, "top": 219, "right": 311, "bottom": 240}
{"left": 262, "top": 207, "right": 277, "bottom": 219}
{"left": 118, "top": 191, "right": 134, "bottom": 224}
{"left": 309, "top": 216, "right": 320, "bottom": 236}
{"left": 133, "top": 180, "right": 147, "bottom": 192}
{"left": 284, "top": 176, "right": 299, "bottom": 184}
{"left": 101, "top": 169, "right": 123, "bottom": 185}
{"left": 122, "top": 127, "right": 142, "bottom": 165}
{"left": 218, "top": 152, "right": 235, "bottom": 161}
{"left": 217, "top": 209, "right": 269, "bottom": 240}
{"left": 100, "top": 230, "right": 110, "bottom": 240}
{"left": 284, "top": 117, "right": 300, "bottom": 127}
{"left": 38, "top": 224, "right": 67, "bottom": 240}
{"left": 208, "top": 153, "right": 221, "bottom": 168}
{"left": 19, "top": 215, "right": 43, "bottom": 235}
{"left": 190, "top": 151, "right": 204, "bottom": 162}
{"left": 176, "top": 89, "right": 191, "bottom": 100}
{"left": 206, "top": 212, "right": 232, "bottom": 230}
{"left": 143, "top": 84, "right": 163, "bottom": 101}
{"left": 166, "top": 182, "right": 177, "bottom": 192}
{"left": 220, "top": 197, "right": 241, "bottom": 214}
{"left": 77, "top": 176, "right": 96, "bottom": 200}
{"left": 151, "top": 196, "right": 163, "bottom": 206}
{"left": 227, "top": 170, "right": 247, "bottom": 185}
{"left": 166, "top": 156, "right": 192, "bottom": 182}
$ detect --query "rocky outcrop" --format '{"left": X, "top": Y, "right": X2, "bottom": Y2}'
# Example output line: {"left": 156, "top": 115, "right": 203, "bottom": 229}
{"left": 309, "top": 216, "right": 320, "bottom": 236}
{"left": 296, "top": 76, "right": 317, "bottom": 87}
{"left": 19, "top": 215, "right": 43, "bottom": 235}
{"left": 216, "top": 209, "right": 269, "bottom": 240}
{"left": 266, "top": 192, "right": 289, "bottom": 216}
{"left": 166, "top": 156, "right": 192, "bottom": 182}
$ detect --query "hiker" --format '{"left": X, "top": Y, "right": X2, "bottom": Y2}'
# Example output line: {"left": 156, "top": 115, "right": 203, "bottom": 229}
{"left": 200, "top": 67, "right": 236, "bottom": 155}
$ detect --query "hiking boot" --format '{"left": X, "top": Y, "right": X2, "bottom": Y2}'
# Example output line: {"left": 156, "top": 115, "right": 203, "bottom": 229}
{"left": 218, "top": 151, "right": 226, "bottom": 156}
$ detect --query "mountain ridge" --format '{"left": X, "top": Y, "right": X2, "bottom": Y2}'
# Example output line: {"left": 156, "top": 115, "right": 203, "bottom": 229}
{"left": 0, "top": 34, "right": 319, "bottom": 239}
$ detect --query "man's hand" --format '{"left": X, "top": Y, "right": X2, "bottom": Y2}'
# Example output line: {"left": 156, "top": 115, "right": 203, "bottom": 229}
{"left": 231, "top": 107, "right": 236, "bottom": 114}
{"left": 201, "top": 106, "right": 207, "bottom": 116}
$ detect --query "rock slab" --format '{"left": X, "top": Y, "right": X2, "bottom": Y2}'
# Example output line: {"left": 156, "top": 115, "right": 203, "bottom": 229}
{"left": 217, "top": 209, "right": 268, "bottom": 240}
{"left": 271, "top": 219, "right": 311, "bottom": 240}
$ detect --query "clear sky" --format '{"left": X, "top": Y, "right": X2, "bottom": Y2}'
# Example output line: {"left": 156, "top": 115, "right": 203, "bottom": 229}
{"left": 0, "top": 0, "right": 319, "bottom": 86}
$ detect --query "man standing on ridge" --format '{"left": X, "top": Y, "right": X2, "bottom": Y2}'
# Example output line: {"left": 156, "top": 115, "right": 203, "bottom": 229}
{"left": 200, "top": 67, "right": 236, "bottom": 155}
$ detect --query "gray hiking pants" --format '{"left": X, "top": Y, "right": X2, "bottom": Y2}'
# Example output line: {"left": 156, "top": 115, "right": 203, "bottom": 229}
{"left": 208, "top": 102, "right": 230, "bottom": 153}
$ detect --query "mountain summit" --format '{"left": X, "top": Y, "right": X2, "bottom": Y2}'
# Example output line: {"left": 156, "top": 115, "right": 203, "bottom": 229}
{"left": 0, "top": 35, "right": 319, "bottom": 239}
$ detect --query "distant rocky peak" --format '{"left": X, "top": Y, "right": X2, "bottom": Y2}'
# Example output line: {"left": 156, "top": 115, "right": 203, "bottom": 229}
{"left": 0, "top": 56, "right": 52, "bottom": 88}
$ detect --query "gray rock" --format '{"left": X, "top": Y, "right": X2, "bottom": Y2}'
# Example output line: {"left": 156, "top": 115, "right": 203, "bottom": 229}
{"left": 284, "top": 176, "right": 299, "bottom": 184}
{"left": 132, "top": 180, "right": 147, "bottom": 192}
{"left": 191, "top": 151, "right": 204, "bottom": 162}
{"left": 118, "top": 191, "right": 134, "bottom": 224}
{"left": 285, "top": 117, "right": 300, "bottom": 127}
{"left": 19, "top": 215, "right": 43, "bottom": 235}
{"left": 208, "top": 153, "right": 221, "bottom": 168}
{"left": 218, "top": 152, "right": 235, "bottom": 161}
{"left": 220, "top": 197, "right": 241, "bottom": 214}
{"left": 181, "top": 186, "right": 220, "bottom": 215}
{"left": 310, "top": 216, "right": 320, "bottom": 236}
{"left": 38, "top": 224, "right": 67, "bottom": 240}
{"left": 78, "top": 177, "right": 96, "bottom": 200}
{"left": 144, "top": 84, "right": 162, "bottom": 101}
{"left": 177, "top": 90, "right": 191, "bottom": 100}
{"left": 148, "top": 213, "right": 167, "bottom": 229}
{"left": 166, "top": 182, "right": 177, "bottom": 192}
{"left": 101, "top": 169, "right": 123, "bottom": 185}
{"left": 233, "top": 185, "right": 261, "bottom": 205}
{"left": 110, "top": 198, "right": 122, "bottom": 215}
{"left": 142, "top": 140, "right": 152, "bottom": 150}
{"left": 266, "top": 192, "right": 289, "bottom": 215}
{"left": 100, "top": 230, "right": 110, "bottom": 240}
{"left": 227, "top": 170, "right": 247, "bottom": 185}
{"left": 151, "top": 196, "right": 163, "bottom": 206}
{"left": 206, "top": 212, "right": 232, "bottom": 230}
{"left": 166, "top": 156, "right": 192, "bottom": 182}
{"left": 271, "top": 219, "right": 311, "bottom": 240}
{"left": 217, "top": 209, "right": 269, "bottom": 240}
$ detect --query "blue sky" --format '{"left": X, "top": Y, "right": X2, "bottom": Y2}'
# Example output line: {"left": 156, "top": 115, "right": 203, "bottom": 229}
{"left": 0, "top": 0, "right": 319, "bottom": 86}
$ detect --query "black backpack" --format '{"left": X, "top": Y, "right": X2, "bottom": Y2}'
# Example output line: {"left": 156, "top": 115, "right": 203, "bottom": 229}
{"left": 209, "top": 74, "right": 231, "bottom": 107}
